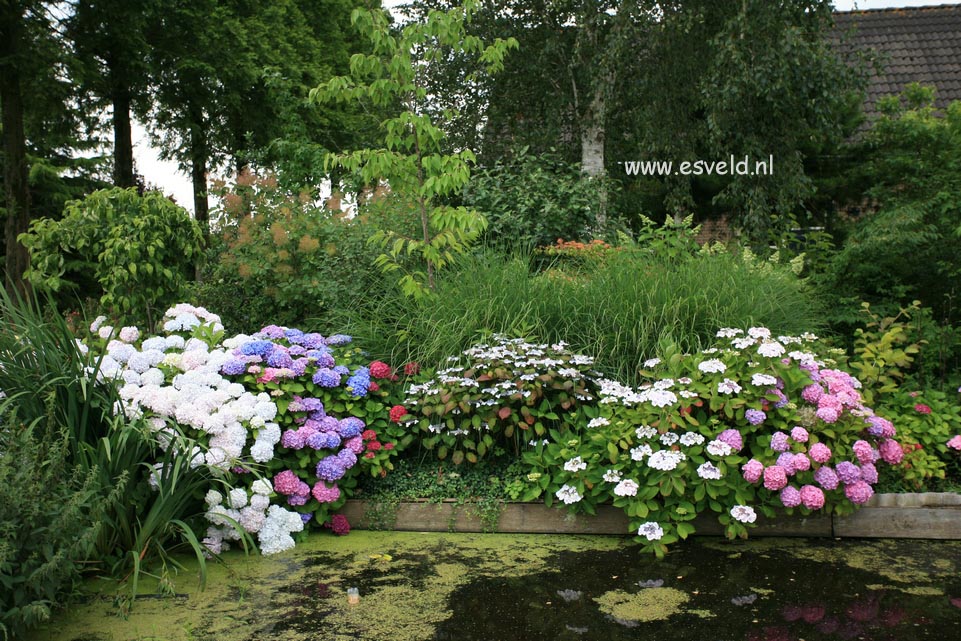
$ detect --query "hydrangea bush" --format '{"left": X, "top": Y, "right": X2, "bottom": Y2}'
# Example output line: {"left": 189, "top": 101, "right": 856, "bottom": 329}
{"left": 520, "top": 327, "right": 905, "bottom": 556}
{"left": 87, "top": 304, "right": 406, "bottom": 556}
{"left": 402, "top": 336, "right": 599, "bottom": 464}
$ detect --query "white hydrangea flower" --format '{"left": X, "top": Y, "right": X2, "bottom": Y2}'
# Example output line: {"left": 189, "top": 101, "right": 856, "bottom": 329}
{"left": 251, "top": 479, "right": 272, "bottom": 496}
{"left": 90, "top": 315, "right": 108, "bottom": 332}
{"left": 730, "top": 505, "right": 757, "bottom": 523}
{"left": 706, "top": 440, "right": 734, "bottom": 457}
{"left": 119, "top": 326, "right": 140, "bottom": 343}
{"left": 630, "top": 444, "right": 653, "bottom": 461}
{"left": 635, "top": 425, "right": 657, "bottom": 440}
{"left": 613, "top": 479, "right": 639, "bottom": 497}
{"left": 716, "top": 328, "right": 742, "bottom": 338}
{"left": 647, "top": 450, "right": 685, "bottom": 471}
{"left": 747, "top": 327, "right": 771, "bottom": 339}
{"left": 563, "top": 457, "right": 587, "bottom": 473}
{"left": 679, "top": 432, "right": 705, "bottom": 446}
{"left": 587, "top": 417, "right": 610, "bottom": 428}
{"left": 228, "top": 487, "right": 249, "bottom": 509}
{"left": 757, "top": 341, "right": 786, "bottom": 358}
{"left": 638, "top": 521, "right": 664, "bottom": 541}
{"left": 642, "top": 358, "right": 661, "bottom": 368}
{"left": 717, "top": 379, "right": 742, "bottom": 395}
{"left": 555, "top": 484, "right": 582, "bottom": 505}
{"left": 697, "top": 462, "right": 722, "bottom": 480}
{"left": 751, "top": 373, "right": 778, "bottom": 387}
{"left": 698, "top": 359, "right": 727, "bottom": 374}
{"left": 659, "top": 432, "right": 679, "bottom": 446}
{"left": 603, "top": 469, "right": 622, "bottom": 483}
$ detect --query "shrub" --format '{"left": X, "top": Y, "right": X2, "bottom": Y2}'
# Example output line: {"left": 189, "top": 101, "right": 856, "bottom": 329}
{"left": 20, "top": 188, "right": 203, "bottom": 327}
{"left": 0, "top": 407, "right": 105, "bottom": 641}
{"left": 400, "top": 336, "right": 599, "bottom": 464}
{"left": 464, "top": 147, "right": 607, "bottom": 248}
{"left": 195, "top": 172, "right": 378, "bottom": 334}
{"left": 520, "top": 327, "right": 904, "bottom": 556}
{"left": 86, "top": 303, "right": 410, "bottom": 557}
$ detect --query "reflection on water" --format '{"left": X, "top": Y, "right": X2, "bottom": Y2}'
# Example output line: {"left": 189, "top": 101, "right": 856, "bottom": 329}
{"left": 432, "top": 539, "right": 961, "bottom": 641}
{"left": 26, "top": 534, "right": 961, "bottom": 641}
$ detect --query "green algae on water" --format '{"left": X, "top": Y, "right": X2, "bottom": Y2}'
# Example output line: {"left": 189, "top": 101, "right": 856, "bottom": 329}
{"left": 593, "top": 588, "right": 690, "bottom": 622}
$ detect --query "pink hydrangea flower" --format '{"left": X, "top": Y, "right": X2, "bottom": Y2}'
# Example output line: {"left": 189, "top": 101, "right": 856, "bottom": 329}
{"left": 312, "top": 481, "right": 341, "bottom": 503}
{"left": 879, "top": 439, "right": 904, "bottom": 465}
{"left": 853, "top": 440, "right": 875, "bottom": 465}
{"left": 801, "top": 384, "right": 822, "bottom": 404}
{"left": 844, "top": 480, "right": 874, "bottom": 505}
{"left": 809, "top": 442, "right": 832, "bottom": 463}
{"left": 273, "top": 470, "right": 302, "bottom": 495}
{"left": 792, "top": 453, "right": 811, "bottom": 472}
{"left": 742, "top": 459, "right": 764, "bottom": 483}
{"left": 947, "top": 435, "right": 961, "bottom": 451}
{"left": 763, "top": 466, "right": 788, "bottom": 491}
{"left": 770, "top": 432, "right": 790, "bottom": 452}
{"left": 800, "top": 485, "right": 825, "bottom": 510}
{"left": 790, "top": 426, "right": 809, "bottom": 443}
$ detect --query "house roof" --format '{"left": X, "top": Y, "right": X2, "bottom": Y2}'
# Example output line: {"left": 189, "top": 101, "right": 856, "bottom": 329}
{"left": 832, "top": 4, "right": 961, "bottom": 120}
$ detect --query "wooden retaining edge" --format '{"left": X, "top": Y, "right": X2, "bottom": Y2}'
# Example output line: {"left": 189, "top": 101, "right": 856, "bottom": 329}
{"left": 340, "top": 493, "right": 961, "bottom": 539}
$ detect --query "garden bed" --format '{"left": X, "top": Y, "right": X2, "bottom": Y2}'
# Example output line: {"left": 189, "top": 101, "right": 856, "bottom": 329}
{"left": 340, "top": 492, "right": 961, "bottom": 539}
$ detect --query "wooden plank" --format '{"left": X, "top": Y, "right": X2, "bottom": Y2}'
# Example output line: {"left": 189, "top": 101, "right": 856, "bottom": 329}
{"left": 834, "top": 507, "right": 961, "bottom": 539}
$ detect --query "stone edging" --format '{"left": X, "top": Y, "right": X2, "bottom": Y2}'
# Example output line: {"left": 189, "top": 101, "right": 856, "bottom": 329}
{"left": 340, "top": 493, "right": 961, "bottom": 539}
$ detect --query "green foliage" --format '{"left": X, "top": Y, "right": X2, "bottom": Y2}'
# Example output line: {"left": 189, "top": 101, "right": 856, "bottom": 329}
{"left": 820, "top": 87, "right": 961, "bottom": 329}
{"left": 847, "top": 302, "right": 922, "bottom": 403}
{"left": 193, "top": 173, "right": 378, "bottom": 333}
{"left": 0, "top": 407, "right": 106, "bottom": 641}
{"left": 310, "top": 2, "right": 517, "bottom": 297}
{"left": 464, "top": 147, "right": 607, "bottom": 248}
{"left": 21, "top": 188, "right": 203, "bottom": 327}
{"left": 873, "top": 390, "right": 960, "bottom": 492}
{"left": 341, "top": 237, "right": 822, "bottom": 387}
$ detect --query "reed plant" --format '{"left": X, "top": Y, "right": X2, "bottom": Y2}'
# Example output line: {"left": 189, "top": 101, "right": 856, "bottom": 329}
{"left": 340, "top": 247, "right": 823, "bottom": 385}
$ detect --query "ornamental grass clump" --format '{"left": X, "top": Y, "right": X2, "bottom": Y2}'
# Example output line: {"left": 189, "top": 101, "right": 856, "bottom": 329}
{"left": 403, "top": 336, "right": 599, "bottom": 464}
{"left": 522, "top": 327, "right": 905, "bottom": 556}
{"left": 87, "top": 304, "right": 407, "bottom": 557}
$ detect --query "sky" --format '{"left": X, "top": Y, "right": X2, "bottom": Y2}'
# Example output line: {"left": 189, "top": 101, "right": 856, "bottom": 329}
{"left": 132, "top": 0, "right": 960, "bottom": 213}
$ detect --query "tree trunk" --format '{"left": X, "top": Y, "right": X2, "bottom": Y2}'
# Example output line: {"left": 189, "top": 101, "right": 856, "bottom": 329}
{"left": 580, "top": 84, "right": 608, "bottom": 231}
{"left": 1, "top": 4, "right": 31, "bottom": 297}
{"left": 189, "top": 120, "right": 209, "bottom": 242}
{"left": 112, "top": 89, "right": 135, "bottom": 187}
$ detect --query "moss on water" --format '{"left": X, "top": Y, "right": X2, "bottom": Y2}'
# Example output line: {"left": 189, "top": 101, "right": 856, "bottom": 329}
{"left": 593, "top": 588, "right": 690, "bottom": 622}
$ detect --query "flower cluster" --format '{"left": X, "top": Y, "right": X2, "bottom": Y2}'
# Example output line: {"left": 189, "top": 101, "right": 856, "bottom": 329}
{"left": 404, "top": 336, "right": 600, "bottom": 465}
{"left": 86, "top": 304, "right": 406, "bottom": 556}
{"left": 521, "top": 326, "right": 904, "bottom": 556}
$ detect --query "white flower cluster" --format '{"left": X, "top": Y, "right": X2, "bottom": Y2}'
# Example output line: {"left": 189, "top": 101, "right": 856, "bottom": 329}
{"left": 555, "top": 484, "right": 583, "bottom": 504}
{"left": 647, "top": 450, "right": 686, "bottom": 471}
{"left": 597, "top": 378, "right": 678, "bottom": 409}
{"left": 637, "top": 521, "right": 664, "bottom": 541}
{"left": 202, "top": 480, "right": 277, "bottom": 555}
{"left": 405, "top": 336, "right": 599, "bottom": 436}
{"left": 106, "top": 309, "right": 280, "bottom": 471}
{"left": 730, "top": 505, "right": 757, "bottom": 524}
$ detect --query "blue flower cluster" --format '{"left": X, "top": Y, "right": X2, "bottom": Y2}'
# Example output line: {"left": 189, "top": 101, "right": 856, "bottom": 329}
{"left": 346, "top": 366, "right": 371, "bottom": 398}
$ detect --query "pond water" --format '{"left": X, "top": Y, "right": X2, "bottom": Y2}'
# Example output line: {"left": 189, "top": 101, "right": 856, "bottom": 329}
{"left": 28, "top": 532, "right": 961, "bottom": 641}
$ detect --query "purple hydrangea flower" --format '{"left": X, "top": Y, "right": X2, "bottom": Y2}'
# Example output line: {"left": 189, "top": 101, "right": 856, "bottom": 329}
{"left": 291, "top": 358, "right": 309, "bottom": 377}
{"left": 299, "top": 513, "right": 313, "bottom": 524}
{"left": 866, "top": 415, "right": 896, "bottom": 438}
{"left": 292, "top": 333, "right": 326, "bottom": 349}
{"left": 284, "top": 328, "right": 305, "bottom": 339}
{"left": 770, "top": 432, "right": 790, "bottom": 452}
{"left": 316, "top": 456, "right": 347, "bottom": 481}
{"left": 780, "top": 485, "right": 802, "bottom": 508}
{"left": 325, "top": 334, "right": 352, "bottom": 346}
{"left": 814, "top": 466, "right": 839, "bottom": 490}
{"left": 801, "top": 384, "right": 822, "bottom": 404}
{"left": 313, "top": 368, "right": 341, "bottom": 388}
{"left": 745, "top": 409, "right": 766, "bottom": 425}
{"left": 776, "top": 452, "right": 797, "bottom": 474}
{"left": 835, "top": 461, "right": 861, "bottom": 485}
{"left": 337, "top": 447, "right": 358, "bottom": 469}
{"left": 259, "top": 325, "right": 285, "bottom": 339}
{"left": 288, "top": 493, "right": 308, "bottom": 506}
{"left": 718, "top": 429, "right": 743, "bottom": 452}
{"left": 266, "top": 350, "right": 294, "bottom": 369}
{"left": 860, "top": 462, "right": 879, "bottom": 485}
{"left": 333, "top": 365, "right": 349, "bottom": 376}
{"left": 281, "top": 430, "right": 305, "bottom": 450}
{"left": 306, "top": 431, "right": 342, "bottom": 450}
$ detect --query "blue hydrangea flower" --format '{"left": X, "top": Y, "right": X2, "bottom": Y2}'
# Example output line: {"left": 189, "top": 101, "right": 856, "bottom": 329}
{"left": 333, "top": 364, "right": 349, "bottom": 376}
{"left": 306, "top": 432, "right": 341, "bottom": 450}
{"left": 338, "top": 417, "right": 365, "bottom": 438}
{"left": 346, "top": 366, "right": 371, "bottom": 398}
{"left": 313, "top": 368, "right": 341, "bottom": 388}
{"left": 325, "top": 334, "right": 352, "bottom": 346}
{"left": 221, "top": 359, "right": 247, "bottom": 376}
{"left": 299, "top": 513, "right": 313, "bottom": 524}
{"left": 284, "top": 328, "right": 305, "bottom": 339}
{"left": 745, "top": 409, "right": 766, "bottom": 425}
{"left": 336, "top": 447, "right": 358, "bottom": 469}
{"left": 240, "top": 340, "right": 275, "bottom": 357}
